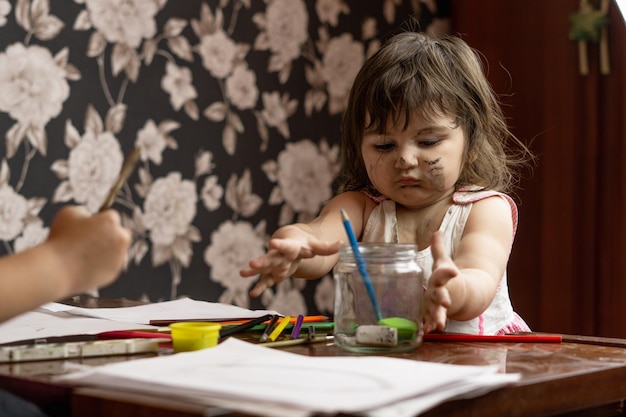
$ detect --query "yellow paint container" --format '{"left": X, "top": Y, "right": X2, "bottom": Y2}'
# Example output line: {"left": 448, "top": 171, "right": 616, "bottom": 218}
{"left": 169, "top": 322, "right": 221, "bottom": 352}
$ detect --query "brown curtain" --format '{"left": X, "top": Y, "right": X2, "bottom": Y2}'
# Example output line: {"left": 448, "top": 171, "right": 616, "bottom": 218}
{"left": 451, "top": 0, "right": 626, "bottom": 337}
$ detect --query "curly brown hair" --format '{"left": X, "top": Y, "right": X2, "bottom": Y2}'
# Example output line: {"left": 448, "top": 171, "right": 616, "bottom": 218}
{"left": 338, "top": 31, "right": 534, "bottom": 196}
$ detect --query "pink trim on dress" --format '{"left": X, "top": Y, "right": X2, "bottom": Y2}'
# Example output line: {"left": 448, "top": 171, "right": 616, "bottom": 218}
{"left": 495, "top": 313, "right": 531, "bottom": 335}
{"left": 452, "top": 187, "right": 519, "bottom": 236}
{"left": 362, "top": 191, "right": 388, "bottom": 203}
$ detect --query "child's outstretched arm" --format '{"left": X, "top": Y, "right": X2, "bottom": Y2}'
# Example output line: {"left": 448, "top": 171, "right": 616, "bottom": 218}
{"left": 423, "top": 196, "right": 514, "bottom": 332}
{"left": 241, "top": 191, "right": 369, "bottom": 297}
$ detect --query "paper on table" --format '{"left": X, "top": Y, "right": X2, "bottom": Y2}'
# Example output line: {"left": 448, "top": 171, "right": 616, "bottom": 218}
{"left": 0, "top": 310, "right": 158, "bottom": 345}
{"left": 364, "top": 372, "right": 521, "bottom": 417}
{"left": 56, "top": 338, "right": 519, "bottom": 416}
{"left": 0, "top": 298, "right": 278, "bottom": 346}
{"left": 186, "top": 372, "right": 522, "bottom": 417}
{"left": 39, "top": 297, "right": 278, "bottom": 325}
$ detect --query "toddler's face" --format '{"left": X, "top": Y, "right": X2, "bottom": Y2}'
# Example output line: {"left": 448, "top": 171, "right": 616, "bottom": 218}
{"left": 360, "top": 111, "right": 465, "bottom": 209}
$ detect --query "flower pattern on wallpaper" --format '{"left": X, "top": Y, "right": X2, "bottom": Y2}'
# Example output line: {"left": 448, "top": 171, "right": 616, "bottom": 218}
{"left": 52, "top": 107, "right": 124, "bottom": 213}
{"left": 0, "top": 0, "right": 447, "bottom": 314}
{"left": 265, "top": 139, "right": 339, "bottom": 225}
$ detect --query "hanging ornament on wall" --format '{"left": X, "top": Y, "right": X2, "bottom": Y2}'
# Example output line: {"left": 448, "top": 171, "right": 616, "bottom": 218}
{"left": 568, "top": 0, "right": 610, "bottom": 75}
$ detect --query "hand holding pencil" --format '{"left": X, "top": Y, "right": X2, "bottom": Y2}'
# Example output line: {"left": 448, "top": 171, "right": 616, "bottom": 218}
{"left": 47, "top": 206, "right": 131, "bottom": 295}
{"left": 0, "top": 149, "right": 138, "bottom": 323}
{"left": 48, "top": 148, "right": 139, "bottom": 295}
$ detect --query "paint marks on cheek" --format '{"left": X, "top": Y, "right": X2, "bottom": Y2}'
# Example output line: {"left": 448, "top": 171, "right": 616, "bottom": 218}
{"left": 367, "top": 161, "right": 380, "bottom": 187}
{"left": 367, "top": 156, "right": 389, "bottom": 193}
{"left": 426, "top": 157, "right": 442, "bottom": 166}
{"left": 368, "top": 154, "right": 388, "bottom": 174}
{"left": 425, "top": 157, "right": 445, "bottom": 190}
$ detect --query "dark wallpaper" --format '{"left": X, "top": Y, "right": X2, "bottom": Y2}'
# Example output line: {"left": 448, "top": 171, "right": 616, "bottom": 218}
{"left": 0, "top": 0, "right": 449, "bottom": 316}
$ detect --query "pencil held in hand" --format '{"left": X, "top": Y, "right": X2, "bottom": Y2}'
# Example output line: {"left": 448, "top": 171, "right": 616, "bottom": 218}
{"left": 99, "top": 147, "right": 141, "bottom": 212}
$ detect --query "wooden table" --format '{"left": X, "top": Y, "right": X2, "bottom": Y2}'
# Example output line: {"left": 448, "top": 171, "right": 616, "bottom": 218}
{"left": 0, "top": 296, "right": 149, "bottom": 417}
{"left": 3, "top": 334, "right": 626, "bottom": 417}
{"left": 3, "top": 296, "right": 626, "bottom": 416}
{"left": 73, "top": 335, "right": 626, "bottom": 417}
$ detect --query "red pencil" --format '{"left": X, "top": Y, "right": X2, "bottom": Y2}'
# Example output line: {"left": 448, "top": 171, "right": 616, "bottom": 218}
{"left": 423, "top": 333, "right": 562, "bottom": 343}
{"left": 98, "top": 331, "right": 172, "bottom": 340}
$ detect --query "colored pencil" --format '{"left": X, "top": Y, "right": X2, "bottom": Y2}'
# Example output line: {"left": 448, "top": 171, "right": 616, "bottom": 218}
{"left": 97, "top": 331, "right": 172, "bottom": 340}
{"left": 215, "top": 315, "right": 328, "bottom": 326}
{"left": 259, "top": 315, "right": 279, "bottom": 343}
{"left": 260, "top": 335, "right": 333, "bottom": 348}
{"left": 99, "top": 147, "right": 141, "bottom": 212}
{"left": 220, "top": 321, "right": 334, "bottom": 334}
{"left": 267, "top": 316, "right": 292, "bottom": 342}
{"left": 218, "top": 314, "right": 274, "bottom": 339}
{"left": 149, "top": 315, "right": 329, "bottom": 327}
{"left": 290, "top": 315, "right": 305, "bottom": 339}
{"left": 423, "top": 333, "right": 562, "bottom": 343}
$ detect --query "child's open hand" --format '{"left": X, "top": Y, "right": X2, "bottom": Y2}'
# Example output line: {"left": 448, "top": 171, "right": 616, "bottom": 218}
{"left": 423, "top": 231, "right": 459, "bottom": 333}
{"left": 240, "top": 236, "right": 341, "bottom": 297}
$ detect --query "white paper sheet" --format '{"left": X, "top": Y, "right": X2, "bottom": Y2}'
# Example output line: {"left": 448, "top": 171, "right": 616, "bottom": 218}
{"left": 40, "top": 297, "right": 278, "bottom": 324}
{"left": 0, "top": 298, "right": 276, "bottom": 345}
{"left": 363, "top": 372, "right": 521, "bottom": 417}
{"left": 0, "top": 311, "right": 158, "bottom": 345}
{"left": 57, "top": 338, "right": 519, "bottom": 416}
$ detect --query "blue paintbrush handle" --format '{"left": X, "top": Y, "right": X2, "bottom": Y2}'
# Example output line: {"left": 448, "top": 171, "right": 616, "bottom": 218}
{"left": 340, "top": 209, "right": 382, "bottom": 321}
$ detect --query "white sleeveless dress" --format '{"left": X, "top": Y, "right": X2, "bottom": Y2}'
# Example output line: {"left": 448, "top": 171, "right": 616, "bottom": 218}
{"left": 361, "top": 188, "right": 530, "bottom": 335}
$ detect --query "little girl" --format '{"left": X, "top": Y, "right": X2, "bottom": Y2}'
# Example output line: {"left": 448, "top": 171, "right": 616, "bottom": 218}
{"left": 240, "top": 31, "right": 534, "bottom": 335}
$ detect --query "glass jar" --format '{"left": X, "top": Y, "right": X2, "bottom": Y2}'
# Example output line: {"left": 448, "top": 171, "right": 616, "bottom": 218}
{"left": 333, "top": 243, "right": 425, "bottom": 353}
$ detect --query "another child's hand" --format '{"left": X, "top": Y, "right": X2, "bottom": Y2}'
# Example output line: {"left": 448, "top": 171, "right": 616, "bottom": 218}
{"left": 423, "top": 231, "right": 459, "bottom": 333}
{"left": 240, "top": 236, "right": 340, "bottom": 297}
{"left": 48, "top": 206, "right": 131, "bottom": 294}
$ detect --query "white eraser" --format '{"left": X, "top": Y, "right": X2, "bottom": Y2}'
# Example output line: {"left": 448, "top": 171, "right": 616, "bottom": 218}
{"left": 355, "top": 325, "right": 398, "bottom": 347}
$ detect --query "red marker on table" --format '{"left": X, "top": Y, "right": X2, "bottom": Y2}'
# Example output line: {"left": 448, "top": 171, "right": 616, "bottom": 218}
{"left": 98, "top": 331, "right": 171, "bottom": 340}
{"left": 423, "top": 333, "right": 562, "bottom": 343}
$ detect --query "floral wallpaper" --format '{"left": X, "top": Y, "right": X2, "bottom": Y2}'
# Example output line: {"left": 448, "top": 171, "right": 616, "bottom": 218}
{"left": 0, "top": 0, "right": 450, "bottom": 316}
